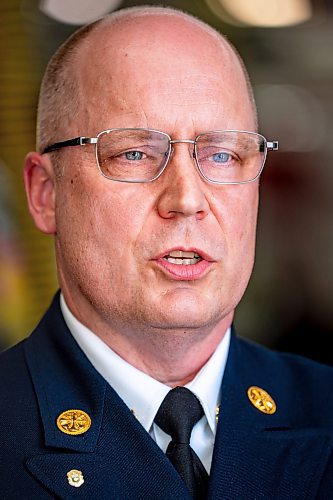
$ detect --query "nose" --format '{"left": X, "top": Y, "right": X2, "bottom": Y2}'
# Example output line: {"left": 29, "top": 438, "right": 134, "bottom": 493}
{"left": 156, "top": 143, "right": 210, "bottom": 220}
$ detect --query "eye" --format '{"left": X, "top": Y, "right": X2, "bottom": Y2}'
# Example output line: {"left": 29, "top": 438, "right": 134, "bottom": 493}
{"left": 212, "top": 152, "right": 231, "bottom": 163}
{"left": 125, "top": 151, "right": 144, "bottom": 161}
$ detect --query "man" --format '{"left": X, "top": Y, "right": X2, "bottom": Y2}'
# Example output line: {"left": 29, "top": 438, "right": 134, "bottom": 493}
{"left": 1, "top": 5, "right": 332, "bottom": 499}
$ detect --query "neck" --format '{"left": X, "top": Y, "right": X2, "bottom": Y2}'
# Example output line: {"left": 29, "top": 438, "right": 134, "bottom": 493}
{"left": 102, "top": 319, "right": 232, "bottom": 386}
{"left": 62, "top": 290, "right": 233, "bottom": 386}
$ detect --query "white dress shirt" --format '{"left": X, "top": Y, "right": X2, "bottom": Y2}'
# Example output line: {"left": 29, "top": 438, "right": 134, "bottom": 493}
{"left": 60, "top": 294, "right": 231, "bottom": 472}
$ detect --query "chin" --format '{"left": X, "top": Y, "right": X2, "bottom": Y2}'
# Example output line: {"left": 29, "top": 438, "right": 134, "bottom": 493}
{"left": 150, "top": 301, "right": 223, "bottom": 332}
{"left": 149, "top": 284, "right": 238, "bottom": 330}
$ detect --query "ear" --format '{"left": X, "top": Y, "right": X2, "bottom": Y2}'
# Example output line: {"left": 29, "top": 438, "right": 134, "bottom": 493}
{"left": 23, "top": 152, "right": 57, "bottom": 234}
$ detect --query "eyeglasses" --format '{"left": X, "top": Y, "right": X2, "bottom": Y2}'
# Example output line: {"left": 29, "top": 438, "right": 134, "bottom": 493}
{"left": 42, "top": 128, "right": 278, "bottom": 185}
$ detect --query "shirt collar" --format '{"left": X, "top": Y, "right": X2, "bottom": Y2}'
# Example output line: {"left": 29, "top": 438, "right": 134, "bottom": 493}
{"left": 60, "top": 293, "right": 230, "bottom": 435}
{"left": 186, "top": 329, "right": 230, "bottom": 433}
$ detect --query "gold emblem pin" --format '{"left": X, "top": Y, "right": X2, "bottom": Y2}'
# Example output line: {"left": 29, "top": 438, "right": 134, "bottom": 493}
{"left": 56, "top": 409, "right": 91, "bottom": 435}
{"left": 67, "top": 469, "right": 84, "bottom": 487}
{"left": 247, "top": 386, "right": 276, "bottom": 415}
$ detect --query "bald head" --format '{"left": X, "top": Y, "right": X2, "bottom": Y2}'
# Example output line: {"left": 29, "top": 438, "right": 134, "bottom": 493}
{"left": 37, "top": 6, "right": 257, "bottom": 158}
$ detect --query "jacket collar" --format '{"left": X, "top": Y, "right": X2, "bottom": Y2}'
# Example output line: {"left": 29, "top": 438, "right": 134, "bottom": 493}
{"left": 24, "top": 292, "right": 107, "bottom": 453}
{"left": 23, "top": 295, "right": 333, "bottom": 499}
{"left": 24, "top": 292, "right": 191, "bottom": 498}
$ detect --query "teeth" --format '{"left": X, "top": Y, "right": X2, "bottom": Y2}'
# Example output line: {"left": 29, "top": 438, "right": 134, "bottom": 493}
{"left": 164, "top": 257, "right": 201, "bottom": 265}
{"left": 168, "top": 250, "right": 200, "bottom": 258}
{"left": 163, "top": 250, "right": 202, "bottom": 265}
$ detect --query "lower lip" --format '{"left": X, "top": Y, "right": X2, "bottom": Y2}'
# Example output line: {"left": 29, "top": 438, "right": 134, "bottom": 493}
{"left": 154, "top": 258, "right": 213, "bottom": 280}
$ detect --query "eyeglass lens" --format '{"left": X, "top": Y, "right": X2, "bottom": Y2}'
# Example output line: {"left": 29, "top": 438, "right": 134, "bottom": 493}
{"left": 97, "top": 129, "right": 170, "bottom": 182}
{"left": 96, "top": 129, "right": 266, "bottom": 183}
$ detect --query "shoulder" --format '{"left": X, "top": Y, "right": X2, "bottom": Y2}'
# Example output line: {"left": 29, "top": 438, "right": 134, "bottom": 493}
{"left": 0, "top": 292, "right": 63, "bottom": 409}
{"left": 237, "top": 334, "right": 333, "bottom": 380}
{"left": 0, "top": 339, "right": 29, "bottom": 388}
{"left": 0, "top": 340, "right": 37, "bottom": 418}
{"left": 234, "top": 335, "right": 333, "bottom": 426}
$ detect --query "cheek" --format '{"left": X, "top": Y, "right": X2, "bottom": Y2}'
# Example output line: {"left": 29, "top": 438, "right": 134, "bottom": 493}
{"left": 238, "top": 196, "right": 258, "bottom": 244}
{"left": 236, "top": 189, "right": 258, "bottom": 271}
{"left": 56, "top": 178, "right": 154, "bottom": 264}
{"left": 94, "top": 188, "right": 153, "bottom": 246}
{"left": 216, "top": 185, "right": 259, "bottom": 259}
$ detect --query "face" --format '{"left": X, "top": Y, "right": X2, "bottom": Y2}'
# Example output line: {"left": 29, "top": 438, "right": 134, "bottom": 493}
{"left": 30, "top": 15, "right": 259, "bottom": 341}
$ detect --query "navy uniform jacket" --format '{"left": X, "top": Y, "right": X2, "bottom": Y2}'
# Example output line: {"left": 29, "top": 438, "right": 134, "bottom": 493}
{"left": 1, "top": 292, "right": 333, "bottom": 499}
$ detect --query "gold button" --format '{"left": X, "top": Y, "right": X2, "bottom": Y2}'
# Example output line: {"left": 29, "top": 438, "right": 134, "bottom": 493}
{"left": 215, "top": 405, "right": 220, "bottom": 422}
{"left": 247, "top": 386, "right": 276, "bottom": 414}
{"left": 56, "top": 409, "right": 91, "bottom": 435}
{"left": 67, "top": 469, "right": 84, "bottom": 487}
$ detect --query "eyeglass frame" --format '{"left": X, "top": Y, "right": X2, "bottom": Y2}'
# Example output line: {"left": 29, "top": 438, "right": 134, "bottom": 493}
{"left": 42, "top": 128, "right": 279, "bottom": 185}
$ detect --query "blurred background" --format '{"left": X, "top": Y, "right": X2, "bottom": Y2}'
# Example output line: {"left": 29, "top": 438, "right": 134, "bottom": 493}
{"left": 1, "top": 0, "right": 333, "bottom": 364}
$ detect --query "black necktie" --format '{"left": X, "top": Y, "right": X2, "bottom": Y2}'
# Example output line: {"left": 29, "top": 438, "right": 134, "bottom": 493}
{"left": 154, "top": 386, "right": 209, "bottom": 499}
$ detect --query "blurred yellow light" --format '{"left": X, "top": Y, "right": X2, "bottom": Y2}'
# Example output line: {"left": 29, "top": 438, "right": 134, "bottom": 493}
{"left": 40, "top": 0, "right": 123, "bottom": 25}
{"left": 207, "top": 0, "right": 312, "bottom": 27}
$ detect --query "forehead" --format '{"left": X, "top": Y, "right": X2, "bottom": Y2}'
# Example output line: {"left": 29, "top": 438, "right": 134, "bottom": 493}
{"left": 74, "top": 14, "right": 254, "bottom": 132}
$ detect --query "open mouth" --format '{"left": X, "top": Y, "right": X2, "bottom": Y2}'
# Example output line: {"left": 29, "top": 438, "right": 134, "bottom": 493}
{"left": 163, "top": 250, "right": 202, "bottom": 265}
{"left": 155, "top": 248, "right": 212, "bottom": 280}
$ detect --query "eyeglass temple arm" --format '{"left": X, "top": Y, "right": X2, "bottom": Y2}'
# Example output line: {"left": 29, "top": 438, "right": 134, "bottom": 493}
{"left": 267, "top": 141, "right": 279, "bottom": 151}
{"left": 42, "top": 137, "right": 98, "bottom": 154}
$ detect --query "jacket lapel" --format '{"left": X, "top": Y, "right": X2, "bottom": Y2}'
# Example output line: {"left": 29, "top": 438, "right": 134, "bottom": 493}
{"left": 208, "top": 334, "right": 333, "bottom": 500}
{"left": 24, "top": 294, "right": 191, "bottom": 499}
{"left": 26, "top": 386, "right": 191, "bottom": 499}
